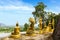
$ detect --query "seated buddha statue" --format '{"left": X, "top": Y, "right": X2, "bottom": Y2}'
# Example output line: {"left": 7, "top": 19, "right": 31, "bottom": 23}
{"left": 45, "top": 21, "right": 52, "bottom": 33}
{"left": 9, "top": 22, "right": 21, "bottom": 38}
{"left": 26, "top": 17, "right": 36, "bottom": 36}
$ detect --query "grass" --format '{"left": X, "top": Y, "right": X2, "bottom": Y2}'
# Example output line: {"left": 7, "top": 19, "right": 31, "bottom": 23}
{"left": 0, "top": 26, "right": 24, "bottom": 33}
{"left": 0, "top": 26, "right": 38, "bottom": 33}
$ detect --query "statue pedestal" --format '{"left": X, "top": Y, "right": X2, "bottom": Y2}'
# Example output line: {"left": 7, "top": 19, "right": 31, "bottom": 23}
{"left": 9, "top": 34, "right": 21, "bottom": 39}
{"left": 22, "top": 36, "right": 36, "bottom": 40}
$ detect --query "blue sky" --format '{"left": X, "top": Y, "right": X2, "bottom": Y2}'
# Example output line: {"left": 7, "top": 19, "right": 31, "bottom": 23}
{"left": 0, "top": 0, "right": 60, "bottom": 25}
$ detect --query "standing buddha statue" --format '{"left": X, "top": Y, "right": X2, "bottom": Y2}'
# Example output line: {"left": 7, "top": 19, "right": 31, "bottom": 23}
{"left": 52, "top": 18, "right": 55, "bottom": 32}
{"left": 39, "top": 17, "right": 43, "bottom": 34}
{"left": 43, "top": 22, "right": 47, "bottom": 34}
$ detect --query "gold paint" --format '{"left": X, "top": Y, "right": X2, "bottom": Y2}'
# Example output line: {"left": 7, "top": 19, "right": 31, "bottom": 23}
{"left": 39, "top": 17, "right": 43, "bottom": 34}
{"left": 10, "top": 22, "right": 21, "bottom": 38}
{"left": 52, "top": 18, "right": 54, "bottom": 32}
{"left": 45, "top": 20, "right": 52, "bottom": 33}
{"left": 26, "top": 17, "right": 36, "bottom": 36}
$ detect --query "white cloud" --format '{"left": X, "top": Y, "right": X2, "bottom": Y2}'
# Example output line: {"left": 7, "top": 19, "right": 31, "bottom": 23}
{"left": 0, "top": 6, "right": 35, "bottom": 11}
{"left": 0, "top": 0, "right": 35, "bottom": 11}
{"left": 0, "top": 0, "right": 35, "bottom": 25}
{"left": 45, "top": 8, "right": 60, "bottom": 14}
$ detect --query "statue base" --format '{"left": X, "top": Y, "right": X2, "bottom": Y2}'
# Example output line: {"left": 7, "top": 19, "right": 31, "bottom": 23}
{"left": 39, "top": 30, "right": 44, "bottom": 34}
{"left": 9, "top": 34, "right": 21, "bottom": 39}
{"left": 26, "top": 33, "right": 36, "bottom": 36}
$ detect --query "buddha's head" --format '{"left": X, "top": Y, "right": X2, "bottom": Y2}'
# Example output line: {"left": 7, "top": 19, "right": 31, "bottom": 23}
{"left": 48, "top": 21, "right": 51, "bottom": 27}
{"left": 16, "top": 22, "right": 19, "bottom": 26}
{"left": 39, "top": 17, "right": 42, "bottom": 23}
{"left": 29, "top": 17, "right": 35, "bottom": 24}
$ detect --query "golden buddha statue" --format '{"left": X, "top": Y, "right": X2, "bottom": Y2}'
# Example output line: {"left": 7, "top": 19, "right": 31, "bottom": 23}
{"left": 52, "top": 18, "right": 54, "bottom": 32}
{"left": 26, "top": 17, "right": 36, "bottom": 36}
{"left": 39, "top": 17, "right": 43, "bottom": 34}
{"left": 43, "top": 22, "right": 47, "bottom": 33}
{"left": 45, "top": 20, "right": 52, "bottom": 33}
{"left": 9, "top": 22, "right": 21, "bottom": 38}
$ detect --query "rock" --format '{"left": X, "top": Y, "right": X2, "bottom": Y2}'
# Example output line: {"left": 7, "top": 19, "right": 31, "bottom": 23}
{"left": 52, "top": 18, "right": 60, "bottom": 40}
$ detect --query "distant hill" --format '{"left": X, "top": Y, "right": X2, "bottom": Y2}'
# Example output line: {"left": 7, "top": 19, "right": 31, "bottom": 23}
{"left": 0, "top": 23, "right": 6, "bottom": 27}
